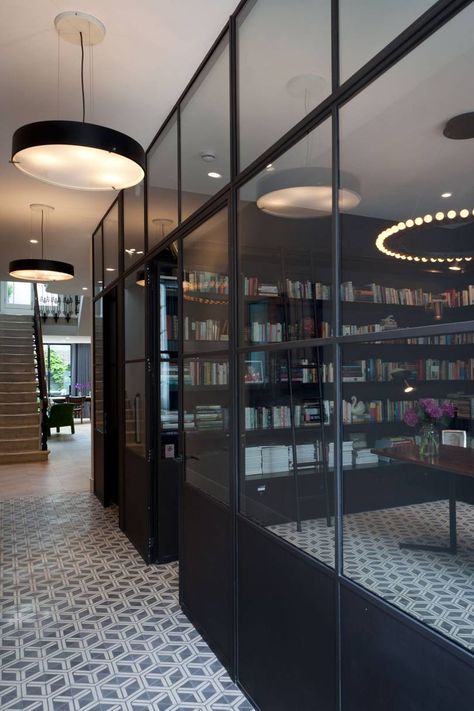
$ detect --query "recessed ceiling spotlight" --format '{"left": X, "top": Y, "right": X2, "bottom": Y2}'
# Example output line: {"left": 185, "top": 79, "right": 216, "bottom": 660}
{"left": 30, "top": 239, "right": 38, "bottom": 244}
{"left": 82, "top": 286, "right": 88, "bottom": 290}
{"left": 449, "top": 265, "right": 462, "bottom": 271}
{"left": 441, "top": 192, "right": 452, "bottom": 198}
{"left": 266, "top": 163, "right": 274, "bottom": 171}
{"left": 98, "top": 280, "right": 103, "bottom": 284}
{"left": 208, "top": 171, "right": 222, "bottom": 179}
{"left": 105, "top": 267, "right": 115, "bottom": 272}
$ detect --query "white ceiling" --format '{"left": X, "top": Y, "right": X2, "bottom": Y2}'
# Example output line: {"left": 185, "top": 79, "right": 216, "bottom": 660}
{"left": 0, "top": 0, "right": 237, "bottom": 292}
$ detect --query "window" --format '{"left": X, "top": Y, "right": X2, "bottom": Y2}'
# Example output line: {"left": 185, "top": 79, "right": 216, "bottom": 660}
{"left": 147, "top": 114, "right": 179, "bottom": 250}
{"left": 44, "top": 344, "right": 72, "bottom": 396}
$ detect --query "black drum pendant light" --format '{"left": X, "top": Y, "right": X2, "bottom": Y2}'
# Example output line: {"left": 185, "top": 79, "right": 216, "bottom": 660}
{"left": 11, "top": 12, "right": 145, "bottom": 191}
{"left": 9, "top": 204, "right": 74, "bottom": 282}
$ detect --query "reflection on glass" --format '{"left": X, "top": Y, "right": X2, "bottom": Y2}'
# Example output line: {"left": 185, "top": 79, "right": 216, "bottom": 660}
{"left": 340, "top": 8, "right": 474, "bottom": 334}
{"left": 125, "top": 362, "right": 146, "bottom": 458}
{"left": 123, "top": 181, "right": 145, "bottom": 267}
{"left": 240, "top": 346, "right": 334, "bottom": 567}
{"left": 181, "top": 34, "right": 230, "bottom": 220}
{"left": 124, "top": 272, "right": 145, "bottom": 361}
{"left": 342, "top": 332, "right": 474, "bottom": 651}
{"left": 339, "top": 0, "right": 434, "bottom": 82}
{"left": 183, "top": 355, "right": 230, "bottom": 504}
{"left": 238, "top": 0, "right": 331, "bottom": 169}
{"left": 93, "top": 227, "right": 103, "bottom": 296}
{"left": 183, "top": 209, "right": 229, "bottom": 354}
{"left": 239, "top": 120, "right": 332, "bottom": 345}
{"left": 148, "top": 114, "right": 178, "bottom": 249}
{"left": 157, "top": 245, "right": 180, "bottom": 463}
{"left": 103, "top": 202, "right": 119, "bottom": 287}
{"left": 94, "top": 299, "right": 104, "bottom": 432}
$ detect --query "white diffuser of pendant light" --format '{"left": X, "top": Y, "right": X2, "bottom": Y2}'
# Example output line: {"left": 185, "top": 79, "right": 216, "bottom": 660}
{"left": 256, "top": 166, "right": 361, "bottom": 218}
{"left": 256, "top": 74, "right": 360, "bottom": 218}
{"left": 11, "top": 12, "right": 145, "bottom": 191}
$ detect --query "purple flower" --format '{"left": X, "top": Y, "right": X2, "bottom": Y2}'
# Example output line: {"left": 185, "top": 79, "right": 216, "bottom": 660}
{"left": 441, "top": 401, "right": 455, "bottom": 418}
{"left": 404, "top": 408, "right": 419, "bottom": 427}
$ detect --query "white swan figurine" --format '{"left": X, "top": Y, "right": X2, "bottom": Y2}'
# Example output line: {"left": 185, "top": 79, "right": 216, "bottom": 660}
{"left": 350, "top": 396, "right": 366, "bottom": 417}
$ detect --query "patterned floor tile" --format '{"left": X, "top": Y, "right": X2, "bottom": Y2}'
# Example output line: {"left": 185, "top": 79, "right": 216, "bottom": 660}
{"left": 269, "top": 499, "right": 474, "bottom": 650}
{"left": 0, "top": 493, "right": 253, "bottom": 711}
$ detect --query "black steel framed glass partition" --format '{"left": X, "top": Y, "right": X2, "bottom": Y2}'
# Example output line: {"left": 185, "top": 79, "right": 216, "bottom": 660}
{"left": 91, "top": 1, "right": 474, "bottom": 709}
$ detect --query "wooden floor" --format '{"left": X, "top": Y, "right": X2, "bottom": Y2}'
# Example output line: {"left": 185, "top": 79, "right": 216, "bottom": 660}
{"left": 0, "top": 422, "right": 91, "bottom": 499}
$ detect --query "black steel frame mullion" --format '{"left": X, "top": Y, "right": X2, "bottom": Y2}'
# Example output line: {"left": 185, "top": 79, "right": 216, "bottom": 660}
{"left": 177, "top": 106, "right": 182, "bottom": 226}
{"left": 177, "top": 233, "right": 185, "bottom": 602}
{"left": 229, "top": 9, "right": 240, "bottom": 682}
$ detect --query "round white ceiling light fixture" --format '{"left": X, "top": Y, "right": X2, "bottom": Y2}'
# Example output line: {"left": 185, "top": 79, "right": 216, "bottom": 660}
{"left": 256, "top": 167, "right": 361, "bottom": 218}
{"left": 11, "top": 12, "right": 145, "bottom": 191}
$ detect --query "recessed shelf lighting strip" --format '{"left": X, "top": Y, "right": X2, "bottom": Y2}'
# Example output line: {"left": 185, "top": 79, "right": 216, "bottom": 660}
{"left": 375, "top": 209, "right": 474, "bottom": 263}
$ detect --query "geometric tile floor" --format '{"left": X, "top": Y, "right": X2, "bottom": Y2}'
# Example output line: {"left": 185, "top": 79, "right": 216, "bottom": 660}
{"left": 269, "top": 499, "right": 474, "bottom": 652}
{"left": 0, "top": 493, "right": 254, "bottom": 710}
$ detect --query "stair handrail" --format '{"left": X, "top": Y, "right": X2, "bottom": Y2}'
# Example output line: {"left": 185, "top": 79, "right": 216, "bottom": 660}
{"left": 33, "top": 284, "right": 48, "bottom": 451}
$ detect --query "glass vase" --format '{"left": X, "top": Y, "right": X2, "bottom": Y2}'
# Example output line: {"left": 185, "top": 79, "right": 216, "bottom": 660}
{"left": 419, "top": 424, "right": 439, "bottom": 458}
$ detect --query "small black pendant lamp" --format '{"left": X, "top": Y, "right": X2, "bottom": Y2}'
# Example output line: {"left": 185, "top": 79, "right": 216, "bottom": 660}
{"left": 9, "top": 204, "right": 74, "bottom": 282}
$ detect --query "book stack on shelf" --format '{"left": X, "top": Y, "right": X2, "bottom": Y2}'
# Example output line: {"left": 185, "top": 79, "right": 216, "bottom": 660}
{"left": 244, "top": 401, "right": 330, "bottom": 430}
{"left": 354, "top": 448, "right": 378, "bottom": 465}
{"left": 243, "top": 277, "right": 280, "bottom": 297}
{"left": 328, "top": 441, "right": 353, "bottom": 468}
{"left": 195, "top": 405, "right": 227, "bottom": 430}
{"left": 185, "top": 270, "right": 229, "bottom": 294}
{"left": 188, "top": 360, "right": 229, "bottom": 385}
{"left": 244, "top": 442, "right": 323, "bottom": 478}
{"left": 448, "top": 394, "right": 474, "bottom": 419}
{"left": 184, "top": 317, "right": 229, "bottom": 342}
{"left": 278, "top": 359, "right": 333, "bottom": 384}
{"left": 340, "top": 281, "right": 474, "bottom": 307}
{"left": 162, "top": 410, "right": 196, "bottom": 431}
{"left": 162, "top": 363, "right": 179, "bottom": 386}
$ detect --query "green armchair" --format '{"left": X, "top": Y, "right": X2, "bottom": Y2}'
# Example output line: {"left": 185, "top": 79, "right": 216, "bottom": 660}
{"left": 46, "top": 403, "right": 75, "bottom": 436}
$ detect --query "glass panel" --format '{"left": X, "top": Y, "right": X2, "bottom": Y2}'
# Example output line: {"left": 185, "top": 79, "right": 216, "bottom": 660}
{"left": 125, "top": 361, "right": 146, "bottom": 458}
{"left": 183, "top": 355, "right": 230, "bottom": 504}
{"left": 181, "top": 34, "right": 230, "bottom": 220}
{"left": 6, "top": 281, "right": 32, "bottom": 305}
{"left": 342, "top": 331, "right": 474, "bottom": 651}
{"left": 93, "top": 227, "right": 103, "bottom": 296}
{"left": 240, "top": 346, "right": 334, "bottom": 567}
{"left": 157, "top": 243, "right": 180, "bottom": 463}
{"left": 158, "top": 248, "right": 179, "bottom": 355}
{"left": 94, "top": 298, "right": 104, "bottom": 432}
{"left": 340, "top": 7, "right": 474, "bottom": 334}
{"left": 148, "top": 114, "right": 178, "bottom": 249}
{"left": 103, "top": 202, "right": 119, "bottom": 287}
{"left": 44, "top": 344, "right": 72, "bottom": 397}
{"left": 183, "top": 209, "right": 229, "bottom": 355}
{"left": 123, "top": 180, "right": 145, "bottom": 267}
{"left": 237, "top": 0, "right": 331, "bottom": 170}
{"left": 160, "top": 358, "right": 179, "bottom": 461}
{"left": 239, "top": 119, "right": 332, "bottom": 346}
{"left": 339, "top": 0, "right": 435, "bottom": 82}
{"left": 124, "top": 271, "right": 145, "bottom": 362}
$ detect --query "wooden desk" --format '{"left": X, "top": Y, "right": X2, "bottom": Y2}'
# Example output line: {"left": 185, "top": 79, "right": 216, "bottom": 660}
{"left": 372, "top": 444, "right": 474, "bottom": 554}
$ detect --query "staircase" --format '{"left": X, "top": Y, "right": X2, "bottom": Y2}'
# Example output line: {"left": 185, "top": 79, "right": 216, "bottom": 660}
{"left": 0, "top": 314, "right": 49, "bottom": 464}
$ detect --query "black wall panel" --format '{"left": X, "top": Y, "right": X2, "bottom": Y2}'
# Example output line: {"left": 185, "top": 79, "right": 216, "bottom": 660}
{"left": 123, "top": 448, "right": 150, "bottom": 562}
{"left": 238, "top": 517, "right": 336, "bottom": 711}
{"left": 181, "top": 484, "right": 233, "bottom": 669}
{"left": 341, "top": 585, "right": 474, "bottom": 711}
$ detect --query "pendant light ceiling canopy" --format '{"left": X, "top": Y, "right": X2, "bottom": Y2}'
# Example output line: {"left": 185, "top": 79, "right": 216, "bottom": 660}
{"left": 9, "top": 204, "right": 74, "bottom": 282}
{"left": 256, "top": 167, "right": 361, "bottom": 218}
{"left": 11, "top": 12, "right": 145, "bottom": 191}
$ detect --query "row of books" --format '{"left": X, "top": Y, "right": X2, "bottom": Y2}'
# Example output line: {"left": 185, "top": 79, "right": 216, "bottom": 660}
{"left": 343, "top": 358, "right": 474, "bottom": 382}
{"left": 184, "top": 317, "right": 229, "bottom": 342}
{"left": 244, "top": 401, "right": 330, "bottom": 430}
{"left": 341, "top": 398, "right": 462, "bottom": 424}
{"left": 245, "top": 442, "right": 324, "bottom": 477}
{"left": 184, "top": 270, "right": 229, "bottom": 294}
{"left": 187, "top": 360, "right": 229, "bottom": 386}
{"left": 279, "top": 360, "right": 334, "bottom": 384}
{"left": 164, "top": 314, "right": 179, "bottom": 342}
{"left": 340, "top": 281, "right": 474, "bottom": 307}
{"left": 194, "top": 405, "right": 226, "bottom": 430}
